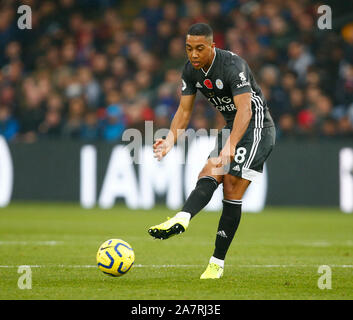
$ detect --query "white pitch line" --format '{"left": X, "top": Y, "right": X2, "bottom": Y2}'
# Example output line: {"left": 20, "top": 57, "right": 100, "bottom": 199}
{"left": 1, "top": 240, "right": 353, "bottom": 247}
{"left": 0, "top": 264, "right": 353, "bottom": 269}
{"left": 238, "top": 265, "right": 353, "bottom": 268}
{"left": 0, "top": 241, "right": 62, "bottom": 246}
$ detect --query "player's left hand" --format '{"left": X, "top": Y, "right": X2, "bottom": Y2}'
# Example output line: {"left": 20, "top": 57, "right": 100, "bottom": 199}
{"left": 153, "top": 138, "right": 172, "bottom": 161}
{"left": 216, "top": 144, "right": 235, "bottom": 168}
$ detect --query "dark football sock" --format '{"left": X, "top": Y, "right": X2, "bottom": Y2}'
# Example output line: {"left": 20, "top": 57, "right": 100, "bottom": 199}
{"left": 213, "top": 199, "right": 242, "bottom": 261}
{"left": 182, "top": 176, "right": 219, "bottom": 219}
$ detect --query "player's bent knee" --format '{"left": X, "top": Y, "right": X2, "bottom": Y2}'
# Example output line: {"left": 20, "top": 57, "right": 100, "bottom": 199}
{"left": 223, "top": 175, "right": 250, "bottom": 199}
{"left": 197, "top": 159, "right": 223, "bottom": 184}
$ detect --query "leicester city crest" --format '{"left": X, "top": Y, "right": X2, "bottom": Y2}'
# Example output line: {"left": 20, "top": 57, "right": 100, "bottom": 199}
{"left": 216, "top": 79, "right": 223, "bottom": 90}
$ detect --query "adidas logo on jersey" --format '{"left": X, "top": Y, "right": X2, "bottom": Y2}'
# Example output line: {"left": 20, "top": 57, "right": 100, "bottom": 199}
{"left": 196, "top": 82, "right": 202, "bottom": 88}
{"left": 233, "top": 165, "right": 241, "bottom": 171}
{"left": 217, "top": 230, "right": 227, "bottom": 238}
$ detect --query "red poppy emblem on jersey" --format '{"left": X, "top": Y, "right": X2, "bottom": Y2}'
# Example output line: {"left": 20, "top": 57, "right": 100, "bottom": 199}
{"left": 203, "top": 79, "right": 213, "bottom": 89}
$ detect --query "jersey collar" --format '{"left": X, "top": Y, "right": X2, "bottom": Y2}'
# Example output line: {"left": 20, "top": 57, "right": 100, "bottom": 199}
{"left": 201, "top": 48, "right": 217, "bottom": 77}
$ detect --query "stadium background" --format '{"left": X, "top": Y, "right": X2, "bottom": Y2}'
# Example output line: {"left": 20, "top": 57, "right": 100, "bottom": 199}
{"left": 1, "top": 0, "right": 353, "bottom": 301}
{"left": 0, "top": 0, "right": 352, "bottom": 211}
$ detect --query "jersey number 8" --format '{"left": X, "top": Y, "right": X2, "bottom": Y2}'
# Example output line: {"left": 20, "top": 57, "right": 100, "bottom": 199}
{"left": 234, "top": 147, "right": 247, "bottom": 164}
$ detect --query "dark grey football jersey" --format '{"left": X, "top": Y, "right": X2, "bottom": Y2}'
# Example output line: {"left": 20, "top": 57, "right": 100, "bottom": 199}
{"left": 181, "top": 48, "right": 274, "bottom": 128}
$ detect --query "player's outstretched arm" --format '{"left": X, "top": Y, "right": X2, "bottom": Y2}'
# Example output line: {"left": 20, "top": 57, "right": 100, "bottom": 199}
{"left": 217, "top": 92, "right": 252, "bottom": 166}
{"left": 153, "top": 94, "right": 196, "bottom": 161}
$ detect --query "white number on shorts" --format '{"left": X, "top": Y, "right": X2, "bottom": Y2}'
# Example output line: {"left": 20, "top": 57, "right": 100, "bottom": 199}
{"left": 234, "top": 147, "right": 247, "bottom": 164}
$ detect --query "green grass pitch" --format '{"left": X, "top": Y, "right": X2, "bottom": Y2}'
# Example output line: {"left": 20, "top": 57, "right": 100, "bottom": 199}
{"left": 0, "top": 203, "right": 352, "bottom": 300}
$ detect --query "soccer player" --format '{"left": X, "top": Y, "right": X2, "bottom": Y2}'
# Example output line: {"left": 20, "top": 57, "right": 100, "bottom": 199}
{"left": 148, "top": 23, "right": 275, "bottom": 279}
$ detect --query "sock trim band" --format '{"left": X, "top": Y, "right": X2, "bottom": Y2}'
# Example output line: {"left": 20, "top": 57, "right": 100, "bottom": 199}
{"left": 198, "top": 175, "right": 219, "bottom": 188}
{"left": 223, "top": 199, "right": 242, "bottom": 205}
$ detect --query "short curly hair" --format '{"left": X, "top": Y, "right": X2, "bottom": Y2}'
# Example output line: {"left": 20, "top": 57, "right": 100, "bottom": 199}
{"left": 187, "top": 23, "right": 213, "bottom": 40}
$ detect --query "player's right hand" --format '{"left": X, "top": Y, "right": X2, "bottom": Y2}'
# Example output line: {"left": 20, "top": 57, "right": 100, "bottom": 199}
{"left": 153, "top": 138, "right": 172, "bottom": 161}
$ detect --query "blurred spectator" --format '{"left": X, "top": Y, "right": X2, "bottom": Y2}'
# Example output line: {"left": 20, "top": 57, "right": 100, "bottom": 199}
{"left": 342, "top": 22, "right": 353, "bottom": 63}
{"left": 337, "top": 63, "right": 353, "bottom": 105}
{"left": 287, "top": 41, "right": 314, "bottom": 82}
{"left": 4, "top": 41, "right": 22, "bottom": 64}
{"left": 18, "top": 77, "right": 45, "bottom": 143}
{"left": 281, "top": 71, "right": 298, "bottom": 93}
{"left": 121, "top": 80, "right": 140, "bottom": 104}
{"left": 0, "top": 85, "right": 16, "bottom": 107}
{"left": 289, "top": 88, "right": 305, "bottom": 115}
{"left": 337, "top": 115, "right": 353, "bottom": 137}
{"left": 190, "top": 113, "right": 210, "bottom": 132}
{"left": 0, "top": 105, "right": 19, "bottom": 141}
{"left": 46, "top": 93, "right": 65, "bottom": 113}
{"left": 38, "top": 109, "right": 63, "bottom": 139}
{"left": 80, "top": 110, "right": 100, "bottom": 140}
{"left": 154, "top": 104, "right": 170, "bottom": 129}
{"left": 163, "top": 2, "right": 178, "bottom": 25}
{"left": 91, "top": 53, "right": 109, "bottom": 82}
{"left": 134, "top": 70, "right": 154, "bottom": 100}
{"left": 62, "top": 97, "right": 86, "bottom": 139}
{"left": 110, "top": 56, "right": 129, "bottom": 88}
{"left": 269, "top": 16, "right": 294, "bottom": 58}
{"left": 277, "top": 113, "right": 296, "bottom": 139}
{"left": 297, "top": 109, "right": 315, "bottom": 134}
{"left": 130, "top": 17, "right": 151, "bottom": 49}
{"left": 100, "top": 104, "right": 126, "bottom": 141}
{"left": 320, "top": 117, "right": 337, "bottom": 138}
{"left": 139, "top": 0, "right": 164, "bottom": 33}
{"left": 77, "top": 67, "right": 101, "bottom": 108}
{"left": 260, "top": 65, "right": 289, "bottom": 121}
{"left": 152, "top": 20, "right": 174, "bottom": 57}
{"left": 205, "top": 1, "right": 231, "bottom": 48}
{"left": 161, "top": 37, "right": 186, "bottom": 72}
{"left": 154, "top": 83, "right": 178, "bottom": 119}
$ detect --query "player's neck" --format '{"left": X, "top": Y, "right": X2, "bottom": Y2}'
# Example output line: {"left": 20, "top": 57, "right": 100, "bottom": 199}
{"left": 203, "top": 48, "right": 216, "bottom": 73}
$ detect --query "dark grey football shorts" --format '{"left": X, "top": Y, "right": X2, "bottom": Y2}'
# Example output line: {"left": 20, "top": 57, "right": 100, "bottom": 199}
{"left": 209, "top": 124, "right": 276, "bottom": 181}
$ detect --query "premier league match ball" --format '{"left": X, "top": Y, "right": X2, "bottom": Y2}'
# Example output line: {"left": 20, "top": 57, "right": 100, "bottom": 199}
{"left": 96, "top": 239, "right": 135, "bottom": 277}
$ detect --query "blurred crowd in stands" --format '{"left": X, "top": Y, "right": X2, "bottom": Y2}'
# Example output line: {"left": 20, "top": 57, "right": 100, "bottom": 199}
{"left": 0, "top": 0, "right": 352, "bottom": 143}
